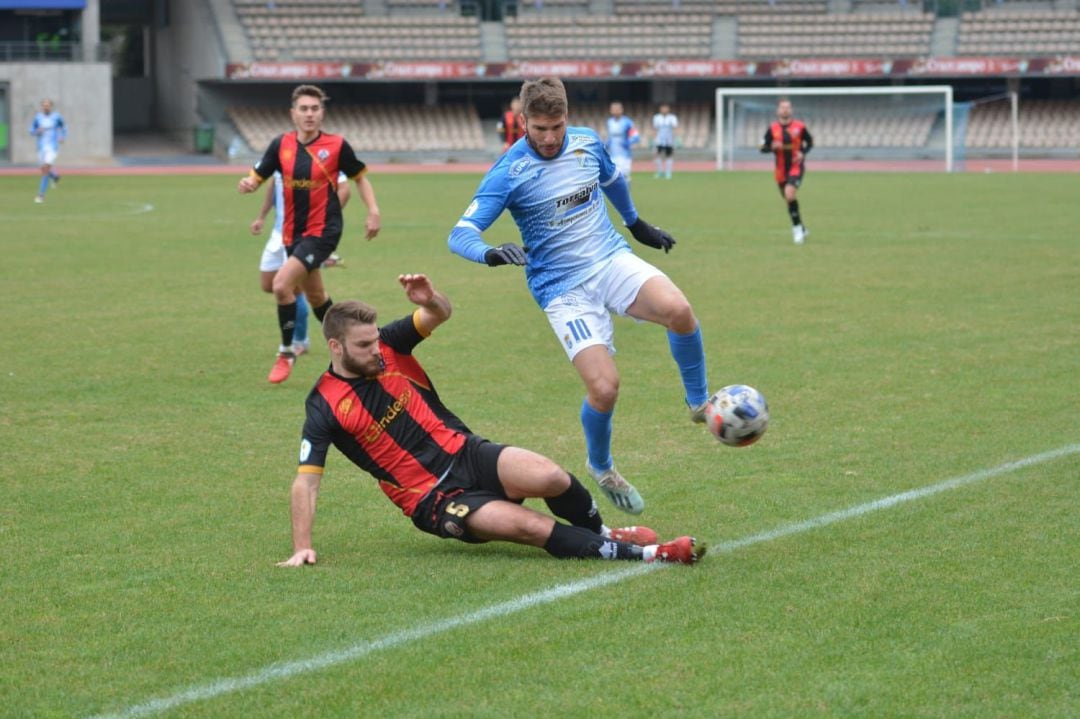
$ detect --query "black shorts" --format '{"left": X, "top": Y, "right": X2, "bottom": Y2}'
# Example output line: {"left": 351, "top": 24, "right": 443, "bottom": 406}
{"left": 655, "top": 145, "right": 674, "bottom": 157}
{"left": 778, "top": 167, "right": 805, "bottom": 193}
{"left": 286, "top": 233, "right": 341, "bottom": 272}
{"left": 410, "top": 435, "right": 520, "bottom": 543}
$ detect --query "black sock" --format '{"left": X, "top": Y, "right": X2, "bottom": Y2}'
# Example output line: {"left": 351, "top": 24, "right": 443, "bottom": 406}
{"left": 788, "top": 200, "right": 802, "bottom": 226}
{"left": 543, "top": 523, "right": 643, "bottom": 560}
{"left": 277, "top": 302, "right": 297, "bottom": 349}
{"left": 544, "top": 474, "right": 602, "bottom": 533}
{"left": 312, "top": 298, "right": 333, "bottom": 323}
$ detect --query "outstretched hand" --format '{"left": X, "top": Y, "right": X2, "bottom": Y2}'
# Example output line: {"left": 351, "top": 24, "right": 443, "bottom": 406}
{"left": 399, "top": 273, "right": 435, "bottom": 305}
{"left": 277, "top": 548, "right": 317, "bottom": 567}
{"left": 627, "top": 218, "right": 676, "bottom": 253}
{"left": 484, "top": 243, "right": 526, "bottom": 267}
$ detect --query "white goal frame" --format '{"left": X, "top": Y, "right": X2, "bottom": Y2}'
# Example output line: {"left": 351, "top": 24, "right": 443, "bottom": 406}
{"left": 715, "top": 85, "right": 954, "bottom": 172}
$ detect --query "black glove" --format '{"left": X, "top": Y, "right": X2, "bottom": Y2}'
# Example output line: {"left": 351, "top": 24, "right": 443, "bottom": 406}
{"left": 484, "top": 243, "right": 526, "bottom": 267}
{"left": 627, "top": 218, "right": 676, "bottom": 253}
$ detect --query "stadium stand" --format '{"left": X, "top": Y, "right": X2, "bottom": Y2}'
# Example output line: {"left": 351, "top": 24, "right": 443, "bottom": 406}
{"left": 730, "top": 96, "right": 937, "bottom": 152}
{"left": 228, "top": 103, "right": 487, "bottom": 153}
{"left": 504, "top": 13, "right": 712, "bottom": 60}
{"left": 737, "top": 10, "right": 934, "bottom": 58}
{"left": 570, "top": 102, "right": 712, "bottom": 150}
{"left": 957, "top": 8, "right": 1080, "bottom": 55}
{"left": 234, "top": 0, "right": 482, "bottom": 61}
{"left": 965, "top": 99, "right": 1080, "bottom": 149}
{"left": 514, "top": 0, "right": 591, "bottom": 15}
{"left": 218, "top": 0, "right": 1078, "bottom": 159}
{"left": 612, "top": 0, "right": 825, "bottom": 14}
{"left": 385, "top": 0, "right": 463, "bottom": 14}
{"left": 613, "top": 0, "right": 820, "bottom": 13}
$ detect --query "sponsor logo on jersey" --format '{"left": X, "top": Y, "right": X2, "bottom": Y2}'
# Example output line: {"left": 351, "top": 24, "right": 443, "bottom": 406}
{"left": 363, "top": 389, "right": 413, "bottom": 444}
{"left": 337, "top": 398, "right": 354, "bottom": 415}
{"left": 508, "top": 157, "right": 532, "bottom": 178}
{"left": 463, "top": 199, "right": 479, "bottom": 218}
{"left": 567, "top": 134, "right": 591, "bottom": 150}
{"left": 554, "top": 181, "right": 596, "bottom": 211}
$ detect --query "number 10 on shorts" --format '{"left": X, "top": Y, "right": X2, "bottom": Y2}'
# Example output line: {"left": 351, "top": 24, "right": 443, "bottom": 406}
{"left": 565, "top": 319, "right": 592, "bottom": 346}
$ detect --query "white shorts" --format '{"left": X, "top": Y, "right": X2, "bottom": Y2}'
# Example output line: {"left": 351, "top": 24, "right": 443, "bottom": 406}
{"left": 259, "top": 230, "right": 286, "bottom": 272}
{"left": 543, "top": 251, "right": 666, "bottom": 361}
{"left": 39, "top": 147, "right": 58, "bottom": 166}
{"left": 612, "top": 155, "right": 632, "bottom": 179}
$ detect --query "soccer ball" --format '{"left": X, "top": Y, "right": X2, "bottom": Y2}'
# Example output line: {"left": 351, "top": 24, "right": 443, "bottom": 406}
{"left": 704, "top": 385, "right": 769, "bottom": 447}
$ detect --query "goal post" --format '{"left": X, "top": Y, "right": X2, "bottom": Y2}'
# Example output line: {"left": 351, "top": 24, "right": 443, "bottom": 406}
{"left": 715, "top": 85, "right": 954, "bottom": 172}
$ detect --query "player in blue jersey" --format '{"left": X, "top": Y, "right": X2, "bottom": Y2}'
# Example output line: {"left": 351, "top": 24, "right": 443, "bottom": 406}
{"left": 605, "top": 101, "right": 640, "bottom": 183}
{"left": 250, "top": 171, "right": 350, "bottom": 379}
{"left": 448, "top": 77, "right": 710, "bottom": 516}
{"left": 30, "top": 99, "right": 65, "bottom": 204}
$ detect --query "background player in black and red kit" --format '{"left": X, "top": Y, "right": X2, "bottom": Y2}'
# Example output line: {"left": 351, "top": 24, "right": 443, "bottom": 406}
{"left": 495, "top": 97, "right": 525, "bottom": 153}
{"left": 238, "top": 84, "right": 381, "bottom": 384}
{"left": 277, "top": 273, "right": 706, "bottom": 567}
{"left": 760, "top": 98, "right": 813, "bottom": 245}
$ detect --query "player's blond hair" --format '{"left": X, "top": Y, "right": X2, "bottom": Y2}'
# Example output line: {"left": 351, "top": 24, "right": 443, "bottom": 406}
{"left": 519, "top": 77, "right": 568, "bottom": 119}
{"left": 322, "top": 301, "right": 378, "bottom": 342}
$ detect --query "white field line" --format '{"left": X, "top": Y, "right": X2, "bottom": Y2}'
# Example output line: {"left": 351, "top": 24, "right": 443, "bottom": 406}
{"left": 89, "top": 443, "right": 1079, "bottom": 719}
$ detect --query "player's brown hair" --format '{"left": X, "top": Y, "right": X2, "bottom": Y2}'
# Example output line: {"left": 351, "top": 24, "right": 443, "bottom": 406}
{"left": 292, "top": 84, "right": 328, "bottom": 107}
{"left": 322, "top": 301, "right": 378, "bottom": 342}
{"left": 519, "top": 77, "right": 568, "bottom": 118}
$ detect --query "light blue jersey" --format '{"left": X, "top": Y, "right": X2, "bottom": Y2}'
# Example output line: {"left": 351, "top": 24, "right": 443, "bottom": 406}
{"left": 273, "top": 172, "right": 285, "bottom": 235}
{"left": 605, "top": 115, "right": 639, "bottom": 160}
{"left": 30, "top": 111, "right": 66, "bottom": 153}
{"left": 449, "top": 127, "right": 641, "bottom": 308}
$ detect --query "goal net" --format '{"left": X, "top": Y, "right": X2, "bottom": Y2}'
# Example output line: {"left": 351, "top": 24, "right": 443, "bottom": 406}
{"left": 715, "top": 86, "right": 954, "bottom": 172}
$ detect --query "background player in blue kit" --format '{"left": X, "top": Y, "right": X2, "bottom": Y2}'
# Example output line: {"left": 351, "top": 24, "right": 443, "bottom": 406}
{"left": 30, "top": 99, "right": 65, "bottom": 204}
{"left": 604, "top": 101, "right": 640, "bottom": 183}
{"left": 448, "top": 77, "right": 710, "bottom": 516}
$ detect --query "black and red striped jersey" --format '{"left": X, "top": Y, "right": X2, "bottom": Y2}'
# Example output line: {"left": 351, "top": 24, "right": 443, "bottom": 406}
{"left": 297, "top": 313, "right": 472, "bottom": 516}
{"left": 761, "top": 120, "right": 813, "bottom": 183}
{"left": 252, "top": 130, "right": 366, "bottom": 246}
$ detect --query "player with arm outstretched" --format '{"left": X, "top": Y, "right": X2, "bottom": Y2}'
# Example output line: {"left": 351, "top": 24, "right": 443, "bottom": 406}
{"left": 277, "top": 274, "right": 705, "bottom": 567}
{"left": 447, "top": 77, "right": 711, "bottom": 517}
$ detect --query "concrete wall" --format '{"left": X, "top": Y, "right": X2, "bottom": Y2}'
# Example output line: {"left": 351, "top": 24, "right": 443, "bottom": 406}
{"left": 152, "top": 0, "right": 226, "bottom": 136}
{"left": 113, "top": 76, "right": 155, "bottom": 132}
{"left": 0, "top": 63, "right": 112, "bottom": 164}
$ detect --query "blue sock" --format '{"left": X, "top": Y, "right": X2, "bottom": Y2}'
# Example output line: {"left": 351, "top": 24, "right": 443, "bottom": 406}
{"left": 38, "top": 175, "right": 49, "bottom": 197}
{"left": 294, "top": 293, "right": 310, "bottom": 345}
{"left": 581, "top": 399, "right": 613, "bottom": 471}
{"left": 668, "top": 325, "right": 709, "bottom": 408}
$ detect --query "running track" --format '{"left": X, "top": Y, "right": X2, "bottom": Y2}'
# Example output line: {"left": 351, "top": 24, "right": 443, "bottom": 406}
{"left": 1, "top": 158, "right": 1077, "bottom": 176}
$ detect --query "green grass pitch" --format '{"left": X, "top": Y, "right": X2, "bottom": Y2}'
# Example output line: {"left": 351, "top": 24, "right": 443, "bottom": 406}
{"left": 1, "top": 170, "right": 1077, "bottom": 718}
